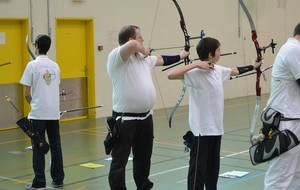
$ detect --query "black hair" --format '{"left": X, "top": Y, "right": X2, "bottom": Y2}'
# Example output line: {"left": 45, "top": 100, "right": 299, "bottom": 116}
{"left": 293, "top": 23, "right": 300, "bottom": 37}
{"left": 196, "top": 37, "right": 221, "bottom": 61}
{"left": 118, "top": 25, "right": 139, "bottom": 45}
{"left": 34, "top": 35, "right": 51, "bottom": 55}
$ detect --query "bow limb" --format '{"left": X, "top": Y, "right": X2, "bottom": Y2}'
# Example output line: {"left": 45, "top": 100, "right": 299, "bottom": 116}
{"left": 172, "top": 0, "right": 191, "bottom": 58}
{"left": 168, "top": 0, "right": 190, "bottom": 128}
{"left": 26, "top": 35, "right": 36, "bottom": 60}
{"left": 239, "top": 0, "right": 262, "bottom": 144}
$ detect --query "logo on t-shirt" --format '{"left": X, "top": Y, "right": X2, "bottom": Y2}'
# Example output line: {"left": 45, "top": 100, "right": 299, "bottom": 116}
{"left": 43, "top": 69, "right": 56, "bottom": 86}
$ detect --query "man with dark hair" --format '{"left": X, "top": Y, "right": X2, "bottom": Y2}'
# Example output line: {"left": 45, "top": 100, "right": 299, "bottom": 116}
{"left": 168, "top": 37, "right": 262, "bottom": 190}
{"left": 264, "top": 22, "right": 300, "bottom": 190}
{"left": 21, "top": 35, "right": 64, "bottom": 189}
{"left": 106, "top": 25, "right": 189, "bottom": 190}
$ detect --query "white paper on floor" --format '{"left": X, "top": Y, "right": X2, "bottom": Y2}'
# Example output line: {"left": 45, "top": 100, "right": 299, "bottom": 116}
{"left": 219, "top": 171, "right": 249, "bottom": 178}
{"left": 105, "top": 156, "right": 133, "bottom": 161}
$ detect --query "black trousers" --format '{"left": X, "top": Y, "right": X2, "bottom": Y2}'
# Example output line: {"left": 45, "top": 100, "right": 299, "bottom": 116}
{"left": 109, "top": 115, "right": 154, "bottom": 190}
{"left": 187, "top": 135, "right": 222, "bottom": 190}
{"left": 31, "top": 120, "right": 65, "bottom": 188}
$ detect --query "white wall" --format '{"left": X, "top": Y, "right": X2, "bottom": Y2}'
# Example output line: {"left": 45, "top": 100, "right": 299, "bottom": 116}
{"left": 0, "top": 0, "right": 298, "bottom": 117}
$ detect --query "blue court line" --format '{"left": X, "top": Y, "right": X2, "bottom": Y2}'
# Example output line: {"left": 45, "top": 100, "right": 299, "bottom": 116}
{"left": 218, "top": 172, "right": 266, "bottom": 189}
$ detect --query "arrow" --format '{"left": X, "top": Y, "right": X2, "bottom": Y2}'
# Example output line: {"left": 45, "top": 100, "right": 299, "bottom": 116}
{"left": 162, "top": 52, "right": 237, "bottom": 71}
{"left": 0, "top": 61, "right": 12, "bottom": 67}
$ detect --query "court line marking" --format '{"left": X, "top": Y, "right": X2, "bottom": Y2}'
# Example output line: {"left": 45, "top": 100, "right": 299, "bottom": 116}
{"left": 218, "top": 172, "right": 265, "bottom": 189}
{"left": 220, "top": 150, "right": 249, "bottom": 159}
{"left": 0, "top": 176, "right": 56, "bottom": 189}
{"left": 126, "top": 149, "right": 250, "bottom": 184}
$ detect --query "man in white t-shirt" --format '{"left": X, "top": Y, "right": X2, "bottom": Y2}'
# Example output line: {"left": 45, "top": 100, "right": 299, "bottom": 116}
{"left": 168, "top": 37, "right": 262, "bottom": 190}
{"left": 264, "top": 23, "right": 300, "bottom": 190}
{"left": 20, "top": 35, "right": 64, "bottom": 189}
{"left": 106, "top": 25, "right": 189, "bottom": 190}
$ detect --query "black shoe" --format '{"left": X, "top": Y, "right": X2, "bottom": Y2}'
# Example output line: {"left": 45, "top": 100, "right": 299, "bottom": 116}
{"left": 52, "top": 181, "right": 63, "bottom": 188}
{"left": 25, "top": 184, "right": 45, "bottom": 190}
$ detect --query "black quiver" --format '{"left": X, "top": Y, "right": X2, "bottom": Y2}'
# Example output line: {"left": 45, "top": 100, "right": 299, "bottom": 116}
{"left": 16, "top": 117, "right": 49, "bottom": 154}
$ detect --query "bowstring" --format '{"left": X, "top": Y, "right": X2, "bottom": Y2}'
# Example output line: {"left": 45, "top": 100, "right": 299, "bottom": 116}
{"left": 148, "top": 0, "right": 170, "bottom": 121}
{"left": 238, "top": 0, "right": 254, "bottom": 136}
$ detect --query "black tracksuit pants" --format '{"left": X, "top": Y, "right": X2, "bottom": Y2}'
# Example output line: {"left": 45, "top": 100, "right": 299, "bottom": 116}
{"left": 109, "top": 115, "right": 154, "bottom": 190}
{"left": 187, "top": 135, "right": 222, "bottom": 190}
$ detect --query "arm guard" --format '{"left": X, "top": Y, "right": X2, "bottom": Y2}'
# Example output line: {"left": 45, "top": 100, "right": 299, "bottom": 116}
{"left": 162, "top": 55, "right": 181, "bottom": 66}
{"left": 237, "top": 65, "right": 254, "bottom": 74}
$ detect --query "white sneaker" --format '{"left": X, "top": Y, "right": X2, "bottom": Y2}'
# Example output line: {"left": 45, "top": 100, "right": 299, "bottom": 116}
{"left": 25, "top": 184, "right": 45, "bottom": 190}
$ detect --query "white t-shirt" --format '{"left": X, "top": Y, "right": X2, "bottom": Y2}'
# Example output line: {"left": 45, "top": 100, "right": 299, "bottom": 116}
{"left": 107, "top": 47, "right": 157, "bottom": 119}
{"left": 266, "top": 38, "right": 300, "bottom": 118}
{"left": 183, "top": 65, "right": 231, "bottom": 136}
{"left": 20, "top": 55, "right": 60, "bottom": 120}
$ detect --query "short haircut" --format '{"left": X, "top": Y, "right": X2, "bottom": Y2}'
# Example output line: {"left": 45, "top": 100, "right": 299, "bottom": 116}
{"left": 34, "top": 35, "right": 51, "bottom": 55}
{"left": 196, "top": 37, "right": 221, "bottom": 61}
{"left": 118, "top": 25, "right": 139, "bottom": 45}
{"left": 293, "top": 23, "right": 300, "bottom": 37}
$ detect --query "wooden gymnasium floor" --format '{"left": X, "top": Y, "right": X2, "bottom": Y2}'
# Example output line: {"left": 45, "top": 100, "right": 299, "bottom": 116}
{"left": 0, "top": 94, "right": 270, "bottom": 190}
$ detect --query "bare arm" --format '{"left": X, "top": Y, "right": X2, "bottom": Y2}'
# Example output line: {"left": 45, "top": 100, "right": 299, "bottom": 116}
{"left": 119, "top": 40, "right": 151, "bottom": 61}
{"left": 24, "top": 85, "right": 32, "bottom": 104}
{"left": 168, "top": 60, "right": 212, "bottom": 80}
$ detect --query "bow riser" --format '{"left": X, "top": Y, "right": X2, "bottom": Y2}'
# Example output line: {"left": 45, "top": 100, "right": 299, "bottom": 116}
{"left": 256, "top": 71, "right": 262, "bottom": 96}
{"left": 252, "top": 31, "right": 262, "bottom": 61}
